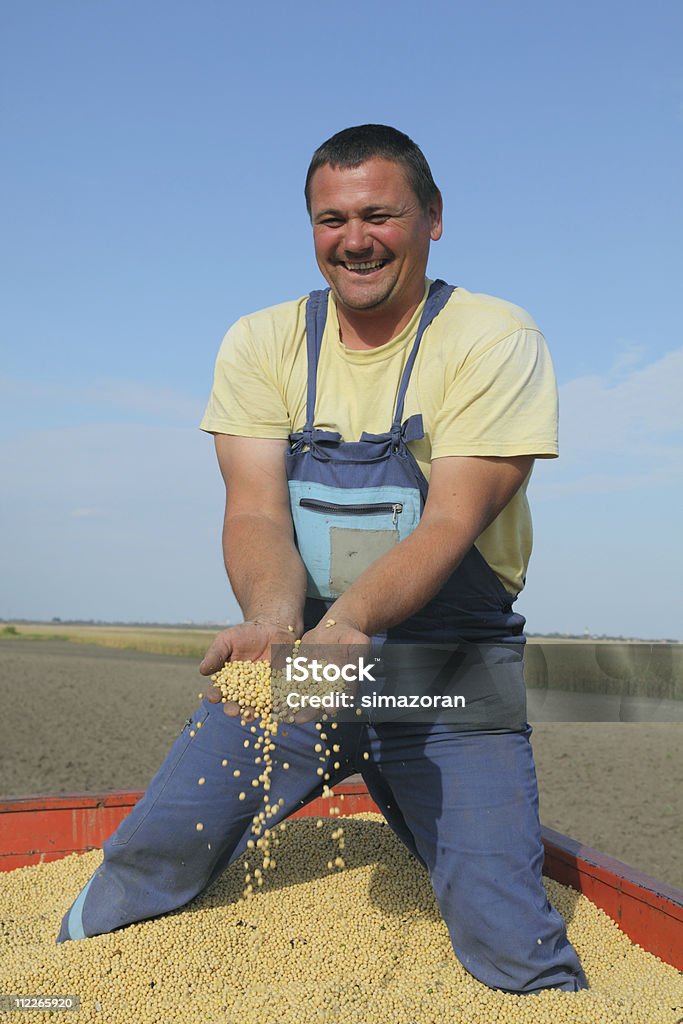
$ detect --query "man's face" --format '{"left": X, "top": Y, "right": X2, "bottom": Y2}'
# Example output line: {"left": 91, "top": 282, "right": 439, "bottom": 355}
{"left": 308, "top": 157, "right": 442, "bottom": 320}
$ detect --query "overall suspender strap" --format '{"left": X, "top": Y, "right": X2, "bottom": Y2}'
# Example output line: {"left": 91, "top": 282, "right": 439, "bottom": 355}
{"left": 303, "top": 289, "right": 330, "bottom": 436}
{"left": 392, "top": 279, "right": 455, "bottom": 429}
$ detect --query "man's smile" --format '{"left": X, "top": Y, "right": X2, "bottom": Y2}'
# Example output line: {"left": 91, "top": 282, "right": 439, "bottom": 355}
{"left": 339, "top": 258, "right": 390, "bottom": 275}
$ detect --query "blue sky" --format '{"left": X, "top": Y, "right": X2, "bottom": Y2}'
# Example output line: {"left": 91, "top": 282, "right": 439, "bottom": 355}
{"left": 2, "top": 0, "right": 681, "bottom": 638}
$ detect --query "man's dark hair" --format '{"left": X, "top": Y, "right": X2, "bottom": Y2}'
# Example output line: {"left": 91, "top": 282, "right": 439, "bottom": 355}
{"left": 304, "top": 124, "right": 440, "bottom": 216}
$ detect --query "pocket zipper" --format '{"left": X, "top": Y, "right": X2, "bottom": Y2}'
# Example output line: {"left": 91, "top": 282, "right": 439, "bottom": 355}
{"left": 299, "top": 498, "right": 404, "bottom": 526}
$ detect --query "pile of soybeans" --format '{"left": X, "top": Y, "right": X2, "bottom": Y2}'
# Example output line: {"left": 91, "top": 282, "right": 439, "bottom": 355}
{"left": 2, "top": 658, "right": 681, "bottom": 1023}
{"left": 1, "top": 817, "right": 682, "bottom": 1023}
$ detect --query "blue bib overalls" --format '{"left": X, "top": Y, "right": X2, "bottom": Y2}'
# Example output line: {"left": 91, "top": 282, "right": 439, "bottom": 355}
{"left": 288, "top": 280, "right": 526, "bottom": 651}
{"left": 58, "top": 282, "right": 587, "bottom": 994}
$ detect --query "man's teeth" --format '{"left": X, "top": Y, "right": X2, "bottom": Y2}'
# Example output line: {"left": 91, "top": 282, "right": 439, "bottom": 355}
{"left": 343, "top": 260, "right": 385, "bottom": 271}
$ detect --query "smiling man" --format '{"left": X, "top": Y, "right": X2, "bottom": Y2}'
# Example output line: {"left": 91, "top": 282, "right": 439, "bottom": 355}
{"left": 57, "top": 125, "right": 587, "bottom": 996}
{"left": 307, "top": 155, "right": 442, "bottom": 344}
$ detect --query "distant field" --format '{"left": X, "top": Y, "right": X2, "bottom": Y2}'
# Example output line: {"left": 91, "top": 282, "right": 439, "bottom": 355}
{"left": 524, "top": 638, "right": 682, "bottom": 700}
{"left": 0, "top": 623, "right": 215, "bottom": 658}
{"left": 2, "top": 623, "right": 681, "bottom": 699}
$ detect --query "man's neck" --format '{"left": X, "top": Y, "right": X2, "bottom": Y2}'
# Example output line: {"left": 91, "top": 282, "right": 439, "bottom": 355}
{"left": 335, "top": 283, "right": 427, "bottom": 351}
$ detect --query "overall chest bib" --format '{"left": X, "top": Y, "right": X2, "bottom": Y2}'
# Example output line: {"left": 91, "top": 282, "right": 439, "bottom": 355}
{"left": 285, "top": 279, "right": 525, "bottom": 645}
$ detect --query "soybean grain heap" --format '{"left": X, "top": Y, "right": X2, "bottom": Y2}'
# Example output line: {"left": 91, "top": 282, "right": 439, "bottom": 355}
{"left": 1, "top": 816, "right": 681, "bottom": 1024}
{"left": 2, "top": 658, "right": 681, "bottom": 1022}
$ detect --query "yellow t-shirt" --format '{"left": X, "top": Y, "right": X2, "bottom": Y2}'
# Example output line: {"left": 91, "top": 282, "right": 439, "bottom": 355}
{"left": 200, "top": 282, "right": 558, "bottom": 597}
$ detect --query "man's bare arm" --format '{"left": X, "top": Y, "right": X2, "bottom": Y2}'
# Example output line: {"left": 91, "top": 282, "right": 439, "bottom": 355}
{"left": 199, "top": 434, "right": 307, "bottom": 675}
{"left": 309, "top": 455, "right": 533, "bottom": 642}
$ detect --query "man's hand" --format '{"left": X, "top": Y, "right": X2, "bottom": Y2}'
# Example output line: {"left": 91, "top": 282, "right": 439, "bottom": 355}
{"left": 300, "top": 617, "right": 369, "bottom": 650}
{"left": 201, "top": 620, "right": 298, "bottom": 717}
{"left": 286, "top": 617, "right": 370, "bottom": 724}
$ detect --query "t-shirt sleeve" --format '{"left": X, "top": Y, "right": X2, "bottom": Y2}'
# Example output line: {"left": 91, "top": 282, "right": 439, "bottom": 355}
{"left": 199, "top": 318, "right": 292, "bottom": 438}
{"left": 430, "top": 328, "right": 559, "bottom": 459}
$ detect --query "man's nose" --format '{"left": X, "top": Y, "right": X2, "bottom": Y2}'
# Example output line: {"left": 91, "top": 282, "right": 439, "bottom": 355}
{"left": 342, "top": 219, "right": 372, "bottom": 254}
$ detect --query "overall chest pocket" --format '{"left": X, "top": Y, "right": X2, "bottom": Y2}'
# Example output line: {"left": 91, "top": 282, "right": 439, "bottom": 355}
{"left": 288, "top": 482, "right": 421, "bottom": 600}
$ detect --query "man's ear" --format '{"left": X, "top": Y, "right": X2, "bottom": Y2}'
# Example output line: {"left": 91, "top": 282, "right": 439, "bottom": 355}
{"left": 429, "top": 190, "right": 443, "bottom": 241}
